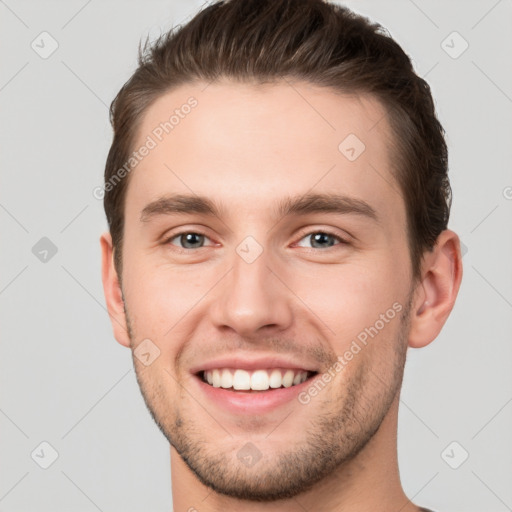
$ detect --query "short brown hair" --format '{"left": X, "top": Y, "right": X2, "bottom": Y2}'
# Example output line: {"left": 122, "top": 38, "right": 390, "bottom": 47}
{"left": 103, "top": 0, "right": 451, "bottom": 283}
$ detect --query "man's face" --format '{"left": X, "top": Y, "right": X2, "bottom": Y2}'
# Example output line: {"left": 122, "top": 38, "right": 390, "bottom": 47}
{"left": 118, "top": 80, "right": 416, "bottom": 500}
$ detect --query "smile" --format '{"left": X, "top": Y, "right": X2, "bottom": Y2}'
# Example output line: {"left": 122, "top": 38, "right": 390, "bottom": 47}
{"left": 193, "top": 367, "right": 320, "bottom": 414}
{"left": 201, "top": 368, "right": 316, "bottom": 391}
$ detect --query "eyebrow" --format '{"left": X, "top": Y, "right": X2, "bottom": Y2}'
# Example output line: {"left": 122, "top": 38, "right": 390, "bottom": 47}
{"left": 140, "top": 192, "right": 379, "bottom": 224}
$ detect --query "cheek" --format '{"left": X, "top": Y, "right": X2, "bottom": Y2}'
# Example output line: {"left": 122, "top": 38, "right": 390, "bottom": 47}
{"left": 289, "top": 261, "right": 406, "bottom": 350}
{"left": 121, "top": 257, "right": 208, "bottom": 342}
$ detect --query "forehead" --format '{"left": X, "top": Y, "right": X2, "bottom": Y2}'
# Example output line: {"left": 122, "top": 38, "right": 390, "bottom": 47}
{"left": 126, "top": 80, "right": 404, "bottom": 228}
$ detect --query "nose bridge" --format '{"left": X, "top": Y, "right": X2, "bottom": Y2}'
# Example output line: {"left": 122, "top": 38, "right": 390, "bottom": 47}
{"left": 211, "top": 240, "right": 293, "bottom": 335}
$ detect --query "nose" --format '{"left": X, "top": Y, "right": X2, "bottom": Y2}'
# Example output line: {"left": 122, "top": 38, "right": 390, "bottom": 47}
{"left": 209, "top": 247, "right": 294, "bottom": 338}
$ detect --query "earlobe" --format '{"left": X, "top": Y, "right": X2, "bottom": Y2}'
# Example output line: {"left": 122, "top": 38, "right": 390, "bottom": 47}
{"left": 408, "top": 229, "right": 463, "bottom": 349}
{"left": 100, "top": 231, "right": 131, "bottom": 348}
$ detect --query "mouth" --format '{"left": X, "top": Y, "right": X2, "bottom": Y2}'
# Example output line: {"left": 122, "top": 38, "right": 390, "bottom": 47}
{"left": 190, "top": 356, "right": 322, "bottom": 414}
{"left": 196, "top": 368, "right": 319, "bottom": 392}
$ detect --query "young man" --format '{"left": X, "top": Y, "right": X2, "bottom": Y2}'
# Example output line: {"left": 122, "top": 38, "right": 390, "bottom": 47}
{"left": 100, "top": 0, "right": 462, "bottom": 510}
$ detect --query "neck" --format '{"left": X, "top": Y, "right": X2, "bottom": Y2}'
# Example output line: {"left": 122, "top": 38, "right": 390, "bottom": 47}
{"left": 170, "top": 394, "right": 420, "bottom": 512}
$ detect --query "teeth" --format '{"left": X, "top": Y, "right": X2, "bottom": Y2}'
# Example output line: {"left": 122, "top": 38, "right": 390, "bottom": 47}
{"left": 251, "top": 370, "right": 269, "bottom": 390}
{"left": 269, "top": 369, "right": 282, "bottom": 388}
{"left": 282, "top": 369, "right": 294, "bottom": 388}
{"left": 233, "top": 369, "right": 251, "bottom": 390}
{"left": 220, "top": 369, "right": 233, "bottom": 389}
{"left": 212, "top": 369, "right": 221, "bottom": 388}
{"left": 202, "top": 368, "right": 309, "bottom": 391}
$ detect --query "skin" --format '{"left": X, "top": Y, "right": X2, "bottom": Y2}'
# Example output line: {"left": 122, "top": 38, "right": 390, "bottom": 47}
{"left": 101, "top": 80, "right": 462, "bottom": 512}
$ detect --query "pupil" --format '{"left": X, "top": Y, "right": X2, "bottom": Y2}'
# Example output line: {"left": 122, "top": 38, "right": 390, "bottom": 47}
{"left": 312, "top": 233, "right": 333, "bottom": 248}
{"left": 182, "top": 233, "right": 203, "bottom": 248}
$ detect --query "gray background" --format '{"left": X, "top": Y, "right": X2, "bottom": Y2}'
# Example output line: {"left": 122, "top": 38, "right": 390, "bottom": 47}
{"left": 1, "top": 0, "right": 511, "bottom": 510}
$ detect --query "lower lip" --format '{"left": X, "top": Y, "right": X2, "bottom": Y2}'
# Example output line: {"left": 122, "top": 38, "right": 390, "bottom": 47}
{"left": 193, "top": 374, "right": 317, "bottom": 414}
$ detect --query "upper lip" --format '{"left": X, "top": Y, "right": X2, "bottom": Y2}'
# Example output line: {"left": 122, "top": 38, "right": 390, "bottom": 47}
{"left": 190, "top": 355, "right": 319, "bottom": 374}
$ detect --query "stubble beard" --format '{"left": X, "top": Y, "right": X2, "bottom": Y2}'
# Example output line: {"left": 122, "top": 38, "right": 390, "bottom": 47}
{"left": 125, "top": 294, "right": 412, "bottom": 501}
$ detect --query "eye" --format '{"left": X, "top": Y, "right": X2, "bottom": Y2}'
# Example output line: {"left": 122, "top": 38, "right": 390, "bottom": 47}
{"left": 295, "top": 231, "right": 347, "bottom": 249}
{"left": 163, "top": 230, "right": 347, "bottom": 251}
{"left": 165, "top": 231, "right": 213, "bottom": 249}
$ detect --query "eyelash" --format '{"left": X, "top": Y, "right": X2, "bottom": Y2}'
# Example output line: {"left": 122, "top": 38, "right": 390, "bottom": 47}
{"left": 163, "top": 229, "right": 349, "bottom": 252}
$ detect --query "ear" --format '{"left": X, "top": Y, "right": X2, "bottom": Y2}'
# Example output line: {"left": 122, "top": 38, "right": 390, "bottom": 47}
{"left": 408, "top": 229, "right": 463, "bottom": 348}
{"left": 100, "top": 231, "right": 131, "bottom": 348}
